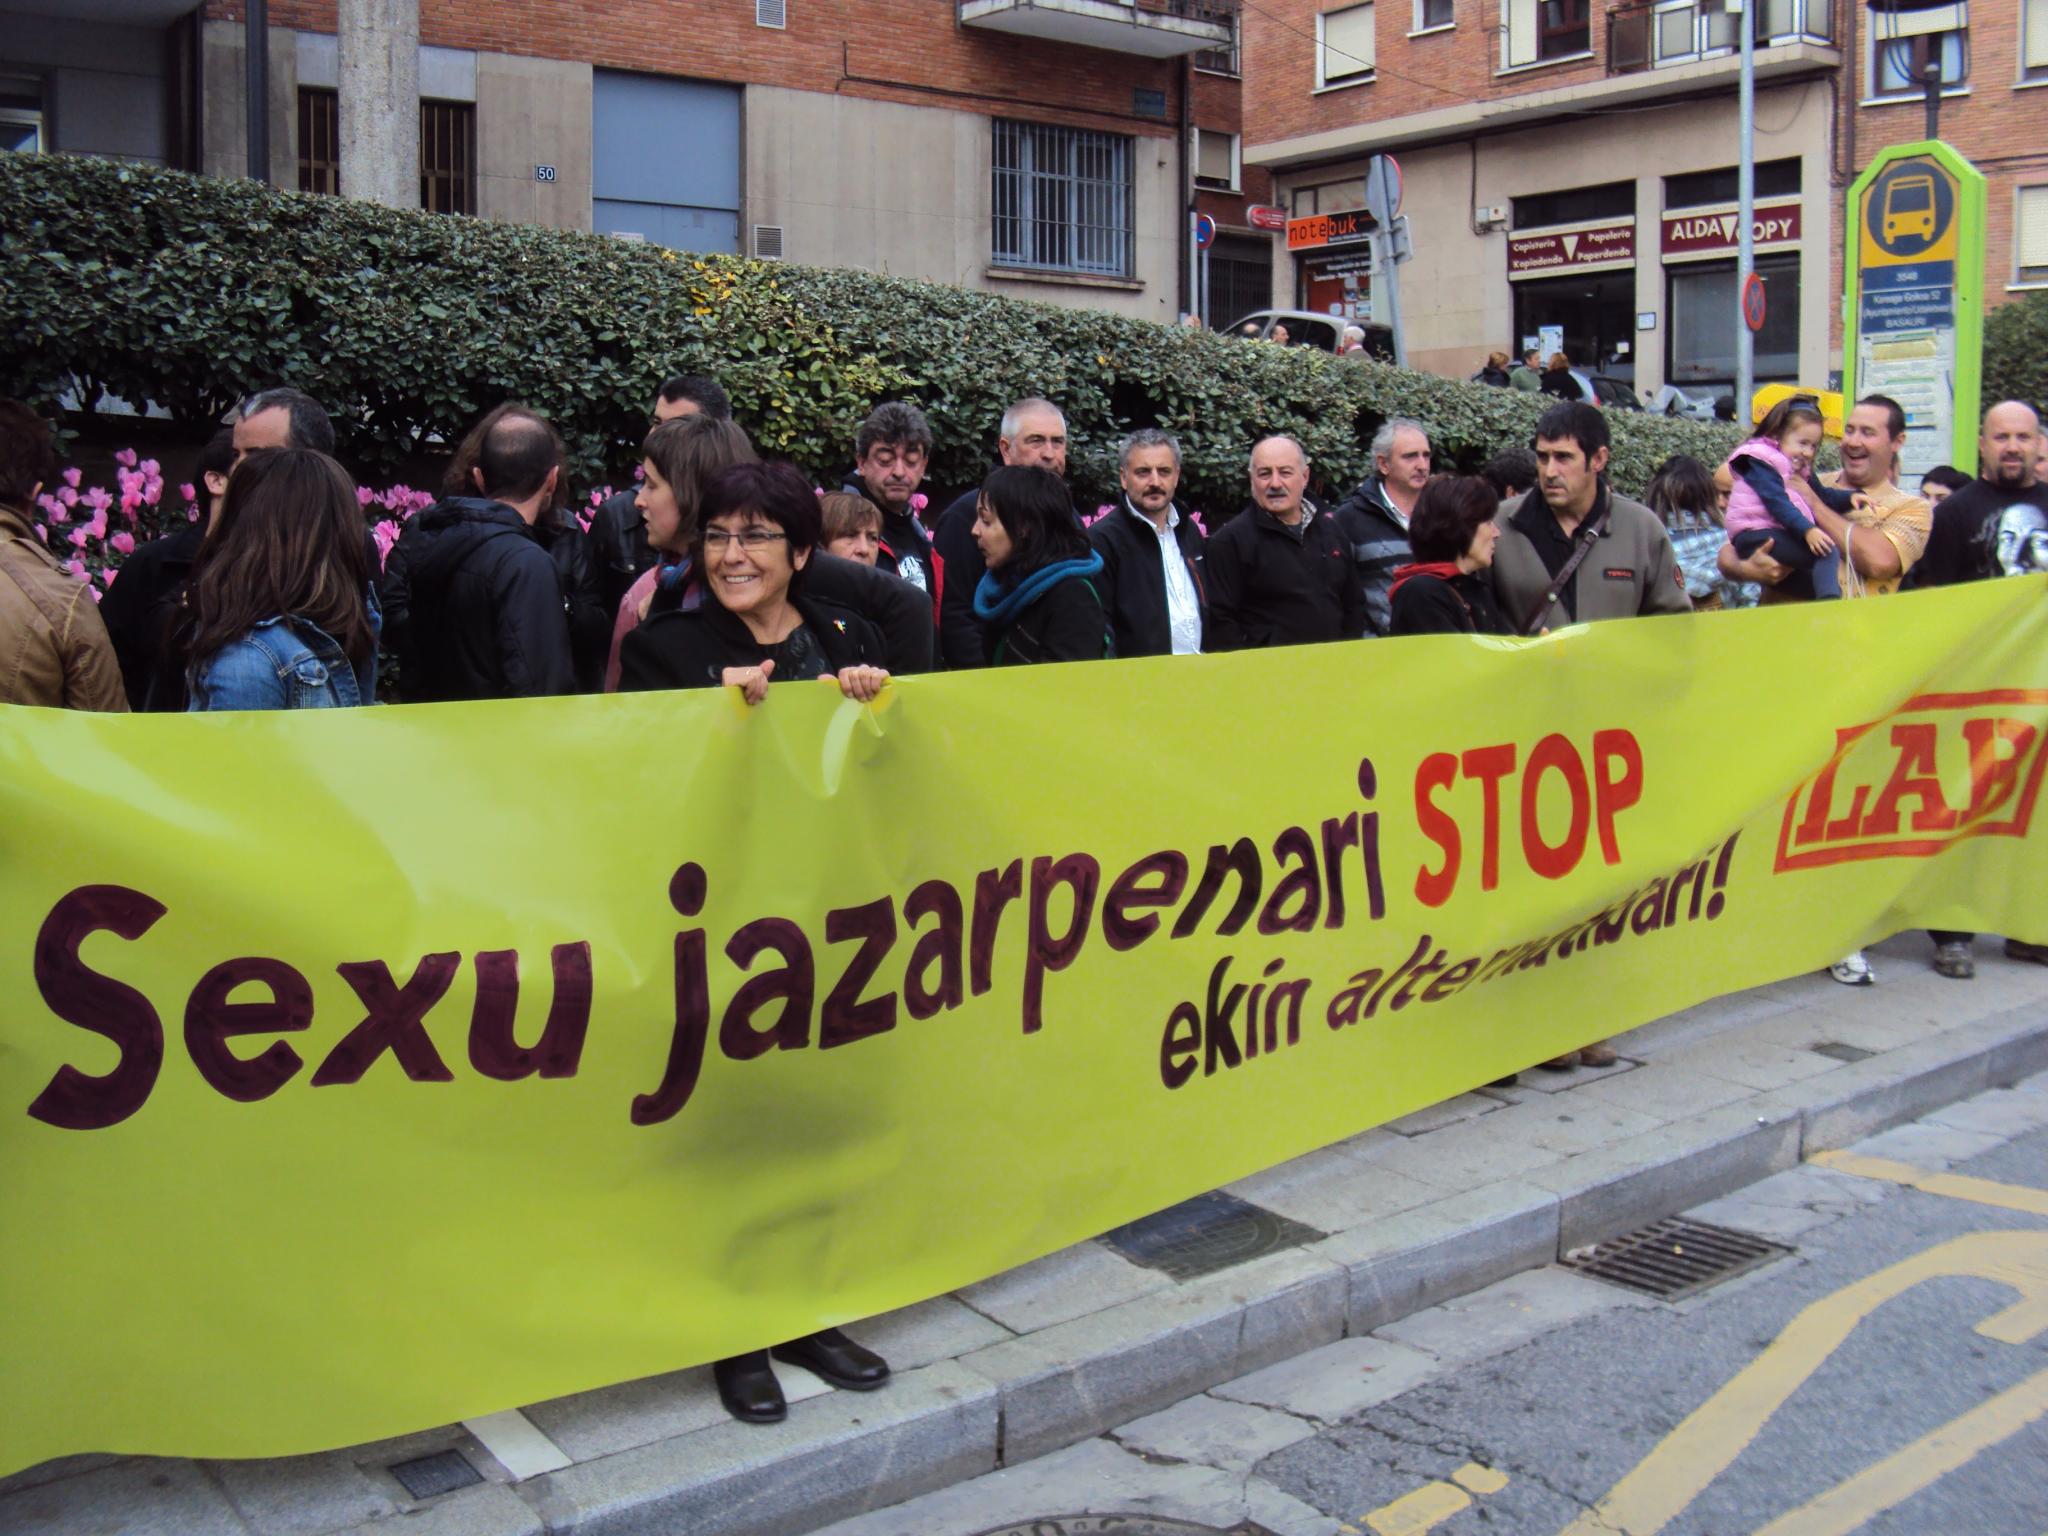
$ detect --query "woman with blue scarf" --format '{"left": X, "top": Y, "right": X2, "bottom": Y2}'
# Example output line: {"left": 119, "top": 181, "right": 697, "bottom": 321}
{"left": 970, "top": 465, "right": 1113, "bottom": 665}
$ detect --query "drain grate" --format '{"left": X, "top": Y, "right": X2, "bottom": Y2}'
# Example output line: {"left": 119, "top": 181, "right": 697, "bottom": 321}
{"left": 971, "top": 1519, "right": 1274, "bottom": 1536}
{"left": 1811, "top": 1041, "right": 1875, "bottom": 1063}
{"left": 1098, "top": 1191, "right": 1325, "bottom": 1282}
{"left": 1562, "top": 1217, "right": 1789, "bottom": 1301}
{"left": 388, "top": 1450, "right": 483, "bottom": 1501}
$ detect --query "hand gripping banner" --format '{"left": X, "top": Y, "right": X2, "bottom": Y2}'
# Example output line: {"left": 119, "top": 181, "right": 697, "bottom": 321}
{"left": 2, "top": 580, "right": 2044, "bottom": 1472}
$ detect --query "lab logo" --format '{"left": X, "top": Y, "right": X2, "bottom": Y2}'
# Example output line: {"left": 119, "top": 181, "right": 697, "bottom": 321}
{"left": 1774, "top": 690, "right": 2048, "bottom": 872}
{"left": 1864, "top": 159, "right": 1955, "bottom": 260}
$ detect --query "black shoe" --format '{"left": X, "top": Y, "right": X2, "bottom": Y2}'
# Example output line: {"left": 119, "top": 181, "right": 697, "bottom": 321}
{"left": 771, "top": 1328, "right": 891, "bottom": 1391}
{"left": 1489, "top": 1074, "right": 1519, "bottom": 1088}
{"left": 713, "top": 1351, "right": 786, "bottom": 1424}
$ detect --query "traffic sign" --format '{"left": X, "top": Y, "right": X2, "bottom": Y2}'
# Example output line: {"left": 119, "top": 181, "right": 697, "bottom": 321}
{"left": 1364, "top": 155, "right": 1403, "bottom": 225}
{"left": 1741, "top": 272, "right": 1767, "bottom": 333}
{"left": 1194, "top": 213, "right": 1216, "bottom": 250}
{"left": 1245, "top": 204, "right": 1288, "bottom": 232}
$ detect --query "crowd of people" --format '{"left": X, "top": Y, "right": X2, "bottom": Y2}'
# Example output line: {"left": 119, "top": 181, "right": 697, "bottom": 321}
{"left": 0, "top": 374, "right": 2044, "bottom": 1417}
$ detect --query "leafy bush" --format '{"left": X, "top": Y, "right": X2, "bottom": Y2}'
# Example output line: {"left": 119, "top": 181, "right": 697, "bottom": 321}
{"left": 0, "top": 153, "right": 1747, "bottom": 512}
{"left": 1984, "top": 291, "right": 2048, "bottom": 418}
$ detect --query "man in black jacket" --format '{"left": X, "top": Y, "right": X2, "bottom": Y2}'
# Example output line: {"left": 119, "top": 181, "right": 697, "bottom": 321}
{"left": 931, "top": 397, "right": 1071, "bottom": 668}
{"left": 587, "top": 375, "right": 731, "bottom": 617}
{"left": 1090, "top": 428, "right": 1205, "bottom": 657}
{"left": 843, "top": 401, "right": 937, "bottom": 595}
{"left": 1331, "top": 416, "right": 1432, "bottom": 636}
{"left": 382, "top": 404, "right": 576, "bottom": 700}
{"left": 1205, "top": 435, "right": 1364, "bottom": 650}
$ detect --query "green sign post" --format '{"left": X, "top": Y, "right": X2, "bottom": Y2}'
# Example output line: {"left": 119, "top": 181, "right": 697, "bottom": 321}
{"left": 1841, "top": 140, "right": 1986, "bottom": 477}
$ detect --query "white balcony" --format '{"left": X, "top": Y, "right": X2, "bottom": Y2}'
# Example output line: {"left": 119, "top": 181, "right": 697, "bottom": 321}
{"left": 958, "top": 0, "right": 1237, "bottom": 59}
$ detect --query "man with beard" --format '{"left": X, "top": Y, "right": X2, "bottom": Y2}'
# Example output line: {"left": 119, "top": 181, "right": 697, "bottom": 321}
{"left": 844, "top": 401, "right": 937, "bottom": 595}
{"left": 1205, "top": 435, "right": 1363, "bottom": 650}
{"left": 1906, "top": 401, "right": 2048, "bottom": 979}
{"left": 931, "top": 398, "right": 1071, "bottom": 668}
{"left": 1089, "top": 428, "right": 1205, "bottom": 657}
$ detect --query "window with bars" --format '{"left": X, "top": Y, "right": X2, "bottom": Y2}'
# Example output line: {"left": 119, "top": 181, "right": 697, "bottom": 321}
{"left": 2019, "top": 187, "right": 2048, "bottom": 286}
{"left": 992, "top": 120, "right": 1133, "bottom": 278}
{"left": 298, "top": 87, "right": 339, "bottom": 194}
{"left": 419, "top": 99, "right": 475, "bottom": 215}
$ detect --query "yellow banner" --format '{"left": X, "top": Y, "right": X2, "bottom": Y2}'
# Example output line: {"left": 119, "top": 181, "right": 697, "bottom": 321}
{"left": 3, "top": 580, "right": 2045, "bottom": 1473}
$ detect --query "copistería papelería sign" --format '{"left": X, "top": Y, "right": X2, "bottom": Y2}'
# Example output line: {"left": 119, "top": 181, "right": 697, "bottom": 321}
{"left": 2, "top": 580, "right": 2043, "bottom": 1472}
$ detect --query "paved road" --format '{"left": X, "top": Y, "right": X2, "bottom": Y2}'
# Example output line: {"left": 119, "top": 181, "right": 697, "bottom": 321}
{"left": 811, "top": 1081, "right": 2048, "bottom": 1536}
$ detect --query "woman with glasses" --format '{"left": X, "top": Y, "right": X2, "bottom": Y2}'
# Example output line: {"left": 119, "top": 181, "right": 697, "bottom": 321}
{"left": 617, "top": 460, "right": 890, "bottom": 705}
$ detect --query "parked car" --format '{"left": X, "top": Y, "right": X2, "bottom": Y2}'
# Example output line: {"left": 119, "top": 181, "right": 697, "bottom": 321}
{"left": 1643, "top": 384, "right": 1721, "bottom": 421}
{"left": 1589, "top": 374, "right": 1643, "bottom": 411}
{"left": 1226, "top": 310, "right": 1397, "bottom": 361}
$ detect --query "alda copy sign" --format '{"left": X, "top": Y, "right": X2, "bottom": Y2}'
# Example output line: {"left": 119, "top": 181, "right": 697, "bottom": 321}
{"left": 1842, "top": 140, "right": 1986, "bottom": 479}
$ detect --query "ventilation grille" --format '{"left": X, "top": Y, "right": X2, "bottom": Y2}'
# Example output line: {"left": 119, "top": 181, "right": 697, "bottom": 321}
{"left": 756, "top": 0, "right": 786, "bottom": 28}
{"left": 752, "top": 224, "right": 785, "bottom": 260}
{"left": 389, "top": 1451, "right": 482, "bottom": 1501}
{"left": 1562, "top": 1218, "right": 1789, "bottom": 1302}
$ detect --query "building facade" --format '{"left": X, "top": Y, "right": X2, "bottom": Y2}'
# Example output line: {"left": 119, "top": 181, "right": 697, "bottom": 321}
{"left": 1241, "top": 0, "right": 2048, "bottom": 395}
{"left": 1, "top": 0, "right": 1253, "bottom": 326}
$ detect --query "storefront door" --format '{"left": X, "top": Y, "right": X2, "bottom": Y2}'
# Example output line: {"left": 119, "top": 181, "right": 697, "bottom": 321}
{"left": 1512, "top": 270, "right": 1638, "bottom": 382}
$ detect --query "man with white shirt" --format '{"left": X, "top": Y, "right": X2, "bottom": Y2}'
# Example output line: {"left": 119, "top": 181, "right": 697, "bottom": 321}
{"left": 1090, "top": 428, "right": 1206, "bottom": 657}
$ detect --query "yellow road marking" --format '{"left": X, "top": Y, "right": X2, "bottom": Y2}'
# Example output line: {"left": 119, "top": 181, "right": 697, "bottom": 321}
{"left": 1812, "top": 1150, "right": 2048, "bottom": 1217}
{"left": 1557, "top": 1231, "right": 2048, "bottom": 1536}
{"left": 1366, "top": 1481, "right": 1469, "bottom": 1535}
{"left": 1452, "top": 1461, "right": 1509, "bottom": 1495}
{"left": 1750, "top": 1365, "right": 2048, "bottom": 1536}
{"left": 1362, "top": 1462, "right": 1509, "bottom": 1534}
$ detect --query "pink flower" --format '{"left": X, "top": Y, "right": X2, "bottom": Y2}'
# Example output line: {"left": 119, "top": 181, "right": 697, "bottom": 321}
{"left": 589, "top": 489, "right": 605, "bottom": 507}
{"left": 911, "top": 493, "right": 929, "bottom": 513}
{"left": 33, "top": 523, "right": 47, "bottom": 543}
{"left": 371, "top": 519, "right": 401, "bottom": 570}
{"left": 61, "top": 467, "right": 82, "bottom": 489}
{"left": 86, "top": 510, "right": 108, "bottom": 541}
{"left": 97, "top": 566, "right": 115, "bottom": 585}
{"left": 113, "top": 448, "right": 137, "bottom": 469}
{"left": 186, "top": 506, "right": 200, "bottom": 522}
{"left": 179, "top": 483, "right": 196, "bottom": 503}
{"left": 87, "top": 583, "right": 103, "bottom": 603}
{"left": 57, "top": 486, "right": 77, "bottom": 508}
{"left": 139, "top": 459, "right": 160, "bottom": 478}
{"left": 576, "top": 510, "right": 593, "bottom": 532}
{"left": 633, "top": 465, "right": 645, "bottom": 481}
{"left": 67, "top": 528, "right": 88, "bottom": 548}
{"left": 357, "top": 486, "right": 375, "bottom": 507}
{"left": 111, "top": 531, "right": 135, "bottom": 556}
{"left": 41, "top": 494, "right": 69, "bottom": 525}
{"left": 142, "top": 481, "right": 161, "bottom": 507}
{"left": 66, "top": 557, "right": 87, "bottom": 582}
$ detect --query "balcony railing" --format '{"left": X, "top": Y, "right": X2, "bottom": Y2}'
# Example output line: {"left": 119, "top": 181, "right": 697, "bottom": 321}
{"left": 1609, "top": 0, "right": 1835, "bottom": 75}
{"left": 959, "top": 0, "right": 1239, "bottom": 59}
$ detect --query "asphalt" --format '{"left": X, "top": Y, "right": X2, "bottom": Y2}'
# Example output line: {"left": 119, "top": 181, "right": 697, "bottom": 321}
{"left": 2, "top": 932, "right": 2045, "bottom": 1536}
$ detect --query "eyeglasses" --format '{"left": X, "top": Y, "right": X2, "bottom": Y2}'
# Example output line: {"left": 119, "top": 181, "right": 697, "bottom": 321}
{"left": 702, "top": 527, "right": 789, "bottom": 551}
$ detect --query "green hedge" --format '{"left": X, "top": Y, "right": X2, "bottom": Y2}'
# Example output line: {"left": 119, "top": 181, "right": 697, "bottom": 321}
{"left": 1984, "top": 290, "right": 2048, "bottom": 419}
{"left": 0, "top": 154, "right": 1747, "bottom": 511}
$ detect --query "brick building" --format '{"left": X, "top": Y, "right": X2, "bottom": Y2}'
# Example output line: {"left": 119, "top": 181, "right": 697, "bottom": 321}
{"left": 0, "top": 0, "right": 1260, "bottom": 326}
{"left": 1240, "top": 0, "right": 2048, "bottom": 398}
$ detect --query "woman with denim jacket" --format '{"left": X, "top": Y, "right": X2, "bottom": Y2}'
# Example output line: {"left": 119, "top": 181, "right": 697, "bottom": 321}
{"left": 181, "top": 448, "right": 380, "bottom": 711}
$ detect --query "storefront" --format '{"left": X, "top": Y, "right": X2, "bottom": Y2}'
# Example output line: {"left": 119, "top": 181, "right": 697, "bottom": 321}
{"left": 1507, "top": 220, "right": 1638, "bottom": 382}
{"left": 1286, "top": 208, "right": 1375, "bottom": 322}
{"left": 1661, "top": 197, "right": 1804, "bottom": 394}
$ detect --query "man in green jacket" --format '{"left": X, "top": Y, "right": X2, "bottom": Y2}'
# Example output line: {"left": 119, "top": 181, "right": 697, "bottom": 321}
{"left": 1508, "top": 349, "right": 1543, "bottom": 392}
{"left": 1489, "top": 400, "right": 1691, "bottom": 1071}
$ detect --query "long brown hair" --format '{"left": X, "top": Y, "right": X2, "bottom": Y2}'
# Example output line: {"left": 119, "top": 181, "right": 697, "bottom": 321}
{"left": 183, "top": 448, "right": 375, "bottom": 666}
{"left": 642, "top": 414, "right": 755, "bottom": 552}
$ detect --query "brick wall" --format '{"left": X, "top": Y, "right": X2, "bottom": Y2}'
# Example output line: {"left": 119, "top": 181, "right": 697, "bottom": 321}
{"left": 203, "top": 0, "right": 1188, "bottom": 139}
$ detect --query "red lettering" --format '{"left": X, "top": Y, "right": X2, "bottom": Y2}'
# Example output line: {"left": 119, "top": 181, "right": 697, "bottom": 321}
{"left": 1591, "top": 728, "right": 1644, "bottom": 865}
{"left": 1521, "top": 733, "right": 1591, "bottom": 880}
{"left": 1859, "top": 723, "right": 1958, "bottom": 837}
{"left": 1962, "top": 717, "right": 2038, "bottom": 825}
{"left": 1413, "top": 752, "right": 1461, "bottom": 908}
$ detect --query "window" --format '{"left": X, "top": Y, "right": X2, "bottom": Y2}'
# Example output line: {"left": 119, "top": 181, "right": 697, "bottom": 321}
{"left": 2028, "top": 0, "right": 2048, "bottom": 80}
{"left": 2019, "top": 187, "right": 2048, "bottom": 285}
{"left": 1866, "top": 3, "right": 1966, "bottom": 99}
{"left": 1502, "top": 0, "right": 1589, "bottom": 69}
{"left": 419, "top": 100, "right": 475, "bottom": 215}
{"left": 1414, "top": 0, "right": 1453, "bottom": 30}
{"left": 1512, "top": 179, "right": 1633, "bottom": 229}
{"left": 1317, "top": 4, "right": 1376, "bottom": 88}
{"left": 1665, "top": 158, "right": 1801, "bottom": 210}
{"left": 298, "top": 88, "right": 339, "bottom": 194}
{"left": 1195, "top": 13, "right": 1240, "bottom": 74}
{"left": 1194, "top": 128, "right": 1238, "bottom": 192}
{"left": 1667, "top": 252, "right": 1800, "bottom": 387}
{"left": 1, "top": 76, "right": 42, "bottom": 154}
{"left": 992, "top": 120, "right": 1133, "bottom": 277}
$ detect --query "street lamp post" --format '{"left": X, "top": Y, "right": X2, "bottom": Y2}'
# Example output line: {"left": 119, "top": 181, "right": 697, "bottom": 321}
{"left": 1735, "top": 0, "right": 1754, "bottom": 423}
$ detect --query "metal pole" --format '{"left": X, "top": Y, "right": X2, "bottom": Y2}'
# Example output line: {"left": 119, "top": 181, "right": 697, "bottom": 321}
{"left": 1923, "top": 60, "right": 1940, "bottom": 141}
{"left": 1735, "top": 0, "right": 1754, "bottom": 423}
{"left": 1200, "top": 243, "right": 1211, "bottom": 331}
{"left": 245, "top": 0, "right": 269, "bottom": 183}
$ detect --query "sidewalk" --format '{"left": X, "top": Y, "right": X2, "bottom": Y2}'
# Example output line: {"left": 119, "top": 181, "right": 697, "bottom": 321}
{"left": 6, "top": 934, "right": 2046, "bottom": 1536}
